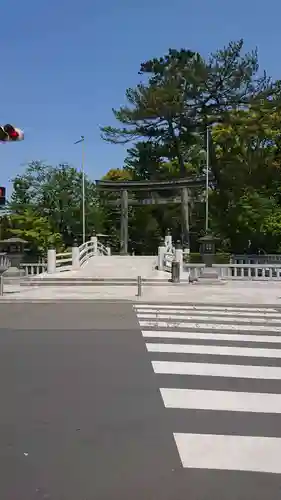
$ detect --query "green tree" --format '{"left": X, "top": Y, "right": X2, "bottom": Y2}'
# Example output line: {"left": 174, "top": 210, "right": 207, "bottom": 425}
{"left": 100, "top": 40, "right": 281, "bottom": 254}
{"left": 11, "top": 161, "right": 105, "bottom": 246}
{"left": 101, "top": 40, "right": 275, "bottom": 177}
{"left": 9, "top": 208, "right": 63, "bottom": 256}
{"left": 209, "top": 105, "right": 281, "bottom": 252}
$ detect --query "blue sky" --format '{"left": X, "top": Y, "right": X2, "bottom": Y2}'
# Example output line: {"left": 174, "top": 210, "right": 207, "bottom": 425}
{"left": 1, "top": 0, "right": 281, "bottom": 194}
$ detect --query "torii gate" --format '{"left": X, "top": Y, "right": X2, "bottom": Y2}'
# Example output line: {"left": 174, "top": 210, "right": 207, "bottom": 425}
{"left": 96, "top": 176, "right": 210, "bottom": 255}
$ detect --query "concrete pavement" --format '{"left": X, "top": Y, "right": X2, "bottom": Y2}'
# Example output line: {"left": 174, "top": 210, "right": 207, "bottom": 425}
{"left": 2, "top": 280, "right": 281, "bottom": 304}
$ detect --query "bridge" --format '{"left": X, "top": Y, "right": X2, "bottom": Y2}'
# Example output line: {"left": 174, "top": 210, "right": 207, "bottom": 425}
{"left": 2, "top": 233, "right": 281, "bottom": 296}
{"left": 27, "top": 235, "right": 162, "bottom": 282}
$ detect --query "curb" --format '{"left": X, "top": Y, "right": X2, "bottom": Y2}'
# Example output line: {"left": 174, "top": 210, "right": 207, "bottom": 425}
{"left": 0, "top": 298, "right": 281, "bottom": 308}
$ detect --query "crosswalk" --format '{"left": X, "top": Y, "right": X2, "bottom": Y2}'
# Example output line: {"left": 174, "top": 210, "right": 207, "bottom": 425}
{"left": 134, "top": 303, "right": 281, "bottom": 474}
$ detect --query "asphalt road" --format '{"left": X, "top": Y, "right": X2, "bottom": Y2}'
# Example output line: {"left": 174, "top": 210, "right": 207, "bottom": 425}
{"left": 0, "top": 301, "right": 281, "bottom": 500}
{"left": 0, "top": 302, "right": 180, "bottom": 500}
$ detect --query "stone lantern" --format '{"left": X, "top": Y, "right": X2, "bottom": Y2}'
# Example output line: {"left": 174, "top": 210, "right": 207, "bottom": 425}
{"left": 197, "top": 233, "right": 222, "bottom": 282}
{"left": 0, "top": 237, "right": 27, "bottom": 277}
{"left": 198, "top": 233, "right": 218, "bottom": 267}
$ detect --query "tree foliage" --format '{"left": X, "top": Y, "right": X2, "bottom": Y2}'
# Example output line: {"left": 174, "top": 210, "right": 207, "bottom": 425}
{"left": 100, "top": 39, "right": 281, "bottom": 253}
{"left": 10, "top": 161, "right": 105, "bottom": 248}
{"left": 8, "top": 39, "right": 281, "bottom": 257}
{"left": 9, "top": 208, "right": 63, "bottom": 255}
{"left": 102, "top": 40, "right": 277, "bottom": 176}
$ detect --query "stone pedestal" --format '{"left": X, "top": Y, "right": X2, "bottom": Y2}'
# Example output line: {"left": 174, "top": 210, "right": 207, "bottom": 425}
{"left": 197, "top": 233, "right": 221, "bottom": 283}
{"left": 0, "top": 237, "right": 27, "bottom": 282}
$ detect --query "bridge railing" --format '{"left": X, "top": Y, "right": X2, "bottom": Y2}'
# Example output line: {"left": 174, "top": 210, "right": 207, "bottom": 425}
{"left": 214, "top": 263, "right": 281, "bottom": 280}
{"left": 163, "top": 251, "right": 174, "bottom": 271}
{"left": 21, "top": 262, "right": 47, "bottom": 275}
{"left": 158, "top": 232, "right": 176, "bottom": 272}
{"left": 231, "top": 254, "right": 281, "bottom": 265}
{"left": 44, "top": 235, "right": 111, "bottom": 274}
{"left": 0, "top": 252, "right": 10, "bottom": 269}
{"left": 78, "top": 237, "right": 111, "bottom": 267}
{"left": 55, "top": 251, "right": 73, "bottom": 272}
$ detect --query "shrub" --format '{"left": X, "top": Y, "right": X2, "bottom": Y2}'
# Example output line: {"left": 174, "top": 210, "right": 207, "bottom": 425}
{"left": 184, "top": 252, "right": 231, "bottom": 264}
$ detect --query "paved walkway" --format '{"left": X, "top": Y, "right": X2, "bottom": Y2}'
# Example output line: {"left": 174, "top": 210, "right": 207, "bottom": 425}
{"left": 2, "top": 280, "right": 281, "bottom": 305}
{"left": 44, "top": 255, "right": 159, "bottom": 279}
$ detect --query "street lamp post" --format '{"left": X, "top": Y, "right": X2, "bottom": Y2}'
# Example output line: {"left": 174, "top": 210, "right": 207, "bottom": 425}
{"left": 74, "top": 135, "right": 85, "bottom": 243}
{"left": 205, "top": 126, "right": 210, "bottom": 234}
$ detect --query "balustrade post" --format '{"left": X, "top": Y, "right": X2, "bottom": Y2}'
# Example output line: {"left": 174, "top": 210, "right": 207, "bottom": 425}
{"left": 47, "top": 248, "right": 56, "bottom": 274}
{"left": 164, "top": 229, "right": 172, "bottom": 250}
{"left": 72, "top": 239, "right": 80, "bottom": 270}
{"left": 90, "top": 235, "right": 98, "bottom": 255}
{"left": 158, "top": 239, "right": 166, "bottom": 271}
{"left": 175, "top": 241, "right": 183, "bottom": 273}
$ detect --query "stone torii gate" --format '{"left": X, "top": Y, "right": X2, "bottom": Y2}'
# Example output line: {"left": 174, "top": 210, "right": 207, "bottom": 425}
{"left": 95, "top": 176, "right": 208, "bottom": 255}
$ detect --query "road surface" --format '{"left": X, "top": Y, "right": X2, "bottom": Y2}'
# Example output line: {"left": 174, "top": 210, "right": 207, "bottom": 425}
{"left": 0, "top": 301, "right": 281, "bottom": 499}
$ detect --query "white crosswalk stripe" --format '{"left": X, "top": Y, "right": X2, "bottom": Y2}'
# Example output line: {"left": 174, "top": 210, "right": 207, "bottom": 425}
{"left": 134, "top": 303, "right": 281, "bottom": 474}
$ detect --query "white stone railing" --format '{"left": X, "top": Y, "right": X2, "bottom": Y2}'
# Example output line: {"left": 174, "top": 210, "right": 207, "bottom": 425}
{"left": 20, "top": 262, "right": 47, "bottom": 275}
{"left": 163, "top": 252, "right": 174, "bottom": 271}
{"left": 78, "top": 236, "right": 111, "bottom": 267}
{"left": 0, "top": 252, "right": 10, "bottom": 269}
{"left": 0, "top": 253, "right": 48, "bottom": 276}
{"left": 183, "top": 263, "right": 281, "bottom": 281}
{"left": 213, "top": 263, "right": 281, "bottom": 280}
{"left": 46, "top": 235, "right": 111, "bottom": 274}
{"left": 158, "top": 232, "right": 189, "bottom": 274}
{"left": 185, "top": 263, "right": 206, "bottom": 280}
{"left": 158, "top": 233, "right": 176, "bottom": 272}
{"left": 232, "top": 254, "right": 281, "bottom": 265}
{"left": 54, "top": 251, "right": 73, "bottom": 272}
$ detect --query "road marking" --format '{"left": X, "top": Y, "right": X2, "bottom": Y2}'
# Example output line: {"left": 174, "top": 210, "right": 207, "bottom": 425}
{"left": 152, "top": 360, "right": 281, "bottom": 379}
{"left": 135, "top": 304, "right": 280, "bottom": 313}
{"left": 136, "top": 308, "right": 281, "bottom": 318}
{"left": 139, "top": 320, "right": 281, "bottom": 332}
{"left": 135, "top": 303, "right": 281, "bottom": 474}
{"left": 146, "top": 342, "right": 281, "bottom": 358}
{"left": 160, "top": 388, "right": 281, "bottom": 413}
{"left": 173, "top": 433, "right": 281, "bottom": 473}
{"left": 142, "top": 330, "right": 281, "bottom": 343}
{"left": 137, "top": 313, "right": 281, "bottom": 324}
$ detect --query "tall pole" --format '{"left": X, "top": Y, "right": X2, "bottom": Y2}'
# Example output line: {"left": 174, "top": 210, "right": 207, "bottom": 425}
{"left": 205, "top": 126, "right": 210, "bottom": 234}
{"left": 74, "top": 135, "right": 85, "bottom": 243}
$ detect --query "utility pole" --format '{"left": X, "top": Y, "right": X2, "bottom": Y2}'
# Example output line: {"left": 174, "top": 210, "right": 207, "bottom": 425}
{"left": 205, "top": 126, "right": 210, "bottom": 233}
{"left": 74, "top": 136, "right": 85, "bottom": 243}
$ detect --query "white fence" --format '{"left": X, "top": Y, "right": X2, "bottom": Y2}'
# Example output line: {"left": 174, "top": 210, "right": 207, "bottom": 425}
{"left": 185, "top": 264, "right": 206, "bottom": 280}
{"left": 232, "top": 254, "right": 281, "bottom": 265}
{"left": 46, "top": 235, "right": 111, "bottom": 274}
{"left": 159, "top": 233, "right": 189, "bottom": 273}
{"left": 182, "top": 263, "right": 281, "bottom": 281}
{"left": 159, "top": 233, "right": 175, "bottom": 271}
{"left": 0, "top": 253, "right": 10, "bottom": 269}
{"left": 21, "top": 262, "right": 47, "bottom": 275}
{"left": 54, "top": 251, "right": 72, "bottom": 272}
{"left": 160, "top": 246, "right": 281, "bottom": 280}
{"left": 214, "top": 263, "right": 281, "bottom": 280}
{"left": 0, "top": 253, "right": 47, "bottom": 275}
{"left": 78, "top": 237, "right": 110, "bottom": 267}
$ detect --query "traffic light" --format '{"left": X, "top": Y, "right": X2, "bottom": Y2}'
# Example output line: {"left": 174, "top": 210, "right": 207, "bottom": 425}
{"left": 0, "top": 187, "right": 6, "bottom": 206}
{"left": 0, "top": 124, "right": 24, "bottom": 142}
